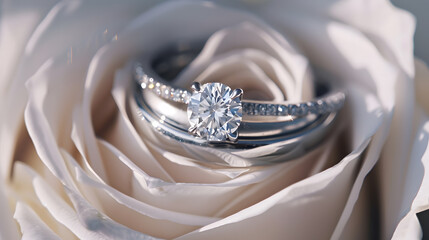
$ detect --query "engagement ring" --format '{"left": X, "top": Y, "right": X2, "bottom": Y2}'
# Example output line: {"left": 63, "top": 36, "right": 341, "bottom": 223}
{"left": 134, "top": 63, "right": 345, "bottom": 144}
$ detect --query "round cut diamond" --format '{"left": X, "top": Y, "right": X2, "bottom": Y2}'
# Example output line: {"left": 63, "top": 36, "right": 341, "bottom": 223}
{"left": 187, "top": 83, "right": 242, "bottom": 142}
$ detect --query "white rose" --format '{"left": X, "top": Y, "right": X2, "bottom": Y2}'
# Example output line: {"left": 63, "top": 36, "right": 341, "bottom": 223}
{"left": 0, "top": 0, "right": 427, "bottom": 239}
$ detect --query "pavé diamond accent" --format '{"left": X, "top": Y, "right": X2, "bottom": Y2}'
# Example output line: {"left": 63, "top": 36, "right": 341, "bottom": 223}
{"left": 267, "top": 104, "right": 277, "bottom": 115}
{"left": 134, "top": 64, "right": 345, "bottom": 118}
{"left": 187, "top": 83, "right": 242, "bottom": 142}
{"left": 257, "top": 104, "right": 267, "bottom": 115}
{"left": 278, "top": 105, "right": 288, "bottom": 116}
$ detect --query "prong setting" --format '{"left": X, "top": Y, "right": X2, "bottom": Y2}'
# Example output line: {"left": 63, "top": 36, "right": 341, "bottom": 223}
{"left": 226, "top": 131, "right": 238, "bottom": 142}
{"left": 188, "top": 125, "right": 197, "bottom": 134}
{"left": 191, "top": 82, "right": 201, "bottom": 92}
{"left": 231, "top": 88, "right": 243, "bottom": 99}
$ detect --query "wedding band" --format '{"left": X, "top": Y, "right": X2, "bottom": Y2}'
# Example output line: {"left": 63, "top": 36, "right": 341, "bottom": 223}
{"left": 132, "top": 86, "right": 337, "bottom": 148}
{"left": 133, "top": 60, "right": 344, "bottom": 144}
{"left": 140, "top": 89, "right": 322, "bottom": 138}
{"left": 130, "top": 86, "right": 340, "bottom": 166}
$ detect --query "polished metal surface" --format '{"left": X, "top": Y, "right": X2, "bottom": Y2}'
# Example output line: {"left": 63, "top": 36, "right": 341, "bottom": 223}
{"left": 130, "top": 90, "right": 339, "bottom": 166}
{"left": 128, "top": 43, "right": 345, "bottom": 165}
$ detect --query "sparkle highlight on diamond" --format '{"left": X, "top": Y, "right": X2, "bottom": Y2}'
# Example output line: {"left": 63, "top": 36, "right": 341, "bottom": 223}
{"left": 187, "top": 82, "right": 242, "bottom": 142}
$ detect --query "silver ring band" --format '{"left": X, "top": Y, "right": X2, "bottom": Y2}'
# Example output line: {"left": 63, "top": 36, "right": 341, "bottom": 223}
{"left": 131, "top": 44, "right": 345, "bottom": 147}
{"left": 139, "top": 89, "right": 322, "bottom": 138}
{"left": 129, "top": 89, "right": 339, "bottom": 166}
{"left": 134, "top": 64, "right": 345, "bottom": 118}
{"left": 133, "top": 87, "right": 336, "bottom": 146}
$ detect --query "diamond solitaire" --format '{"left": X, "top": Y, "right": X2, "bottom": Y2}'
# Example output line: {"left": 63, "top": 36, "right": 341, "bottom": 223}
{"left": 187, "top": 82, "right": 243, "bottom": 142}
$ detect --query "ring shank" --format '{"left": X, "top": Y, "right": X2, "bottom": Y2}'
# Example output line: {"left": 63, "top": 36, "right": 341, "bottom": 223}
{"left": 141, "top": 88, "right": 321, "bottom": 137}
{"left": 135, "top": 63, "right": 345, "bottom": 119}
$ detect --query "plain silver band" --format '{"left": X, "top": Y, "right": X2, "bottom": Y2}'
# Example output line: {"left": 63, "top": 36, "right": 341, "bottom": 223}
{"left": 130, "top": 88, "right": 339, "bottom": 166}
{"left": 134, "top": 86, "right": 336, "bottom": 146}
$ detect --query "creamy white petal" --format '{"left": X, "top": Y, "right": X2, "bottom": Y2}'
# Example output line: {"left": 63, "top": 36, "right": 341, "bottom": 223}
{"left": 191, "top": 50, "right": 286, "bottom": 101}
{"left": 62, "top": 149, "right": 219, "bottom": 238}
{"left": 14, "top": 202, "right": 61, "bottom": 240}
{"left": 0, "top": 0, "right": 57, "bottom": 96}
{"left": 237, "top": 13, "right": 402, "bottom": 238}
{"left": 175, "top": 22, "right": 313, "bottom": 101}
{"left": 0, "top": 182, "right": 19, "bottom": 240}
{"left": 390, "top": 60, "right": 429, "bottom": 239}
{"left": 231, "top": 0, "right": 415, "bottom": 76}
{"left": 415, "top": 59, "right": 429, "bottom": 114}
{"left": 178, "top": 138, "right": 367, "bottom": 240}
{"left": 28, "top": 166, "right": 158, "bottom": 240}
{"left": 391, "top": 109, "right": 429, "bottom": 239}
{"left": 0, "top": 0, "right": 160, "bottom": 179}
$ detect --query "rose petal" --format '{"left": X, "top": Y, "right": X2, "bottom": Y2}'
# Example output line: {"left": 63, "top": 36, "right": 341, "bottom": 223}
{"left": 62, "top": 149, "right": 218, "bottom": 238}
{"left": 0, "top": 182, "right": 19, "bottom": 239}
{"left": 25, "top": 164, "right": 157, "bottom": 240}
{"left": 191, "top": 50, "right": 286, "bottom": 101}
{"left": 22, "top": 51, "right": 197, "bottom": 238}
{"left": 415, "top": 59, "right": 429, "bottom": 114}
{"left": 0, "top": 0, "right": 160, "bottom": 179}
{"left": 11, "top": 162, "right": 79, "bottom": 239}
{"left": 175, "top": 22, "right": 313, "bottom": 101}
{"left": 14, "top": 202, "right": 61, "bottom": 240}
{"left": 0, "top": 0, "right": 57, "bottom": 96}
{"left": 234, "top": 0, "right": 415, "bottom": 76}
{"left": 178, "top": 137, "right": 366, "bottom": 240}
{"left": 391, "top": 108, "right": 429, "bottom": 239}
{"left": 390, "top": 60, "right": 429, "bottom": 239}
